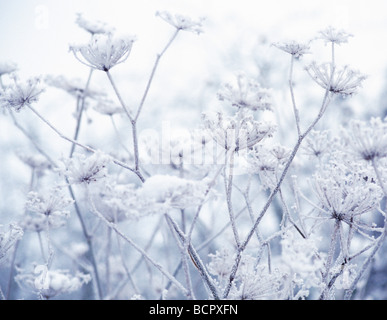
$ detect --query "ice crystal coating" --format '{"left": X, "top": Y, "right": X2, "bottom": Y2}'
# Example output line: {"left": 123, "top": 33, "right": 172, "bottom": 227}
{"left": 272, "top": 40, "right": 311, "bottom": 58}
{"left": 312, "top": 164, "right": 383, "bottom": 223}
{"left": 25, "top": 187, "right": 74, "bottom": 221}
{"left": 247, "top": 144, "right": 290, "bottom": 190}
{"left": 305, "top": 62, "right": 366, "bottom": 97}
{"left": 15, "top": 266, "right": 91, "bottom": 299}
{"left": 59, "top": 151, "right": 111, "bottom": 184}
{"left": 217, "top": 73, "right": 272, "bottom": 111}
{"left": 156, "top": 10, "right": 204, "bottom": 34}
{"left": 302, "top": 130, "right": 332, "bottom": 159}
{"left": 69, "top": 34, "right": 136, "bottom": 71}
{"left": 0, "top": 76, "right": 44, "bottom": 111}
{"left": 93, "top": 99, "right": 124, "bottom": 116}
{"left": 228, "top": 254, "right": 289, "bottom": 300}
{"left": 343, "top": 118, "right": 387, "bottom": 161}
{"left": 202, "top": 110, "right": 276, "bottom": 151}
{"left": 0, "top": 223, "right": 23, "bottom": 264}
{"left": 317, "top": 26, "right": 353, "bottom": 45}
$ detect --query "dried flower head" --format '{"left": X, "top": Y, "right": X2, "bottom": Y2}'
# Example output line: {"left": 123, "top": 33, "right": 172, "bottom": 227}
{"left": 247, "top": 144, "right": 289, "bottom": 190}
{"left": 93, "top": 99, "right": 124, "bottom": 116}
{"left": 45, "top": 75, "right": 105, "bottom": 99}
{"left": 305, "top": 62, "right": 366, "bottom": 97}
{"left": 0, "top": 223, "right": 23, "bottom": 264}
{"left": 217, "top": 73, "right": 272, "bottom": 111}
{"left": 343, "top": 118, "right": 387, "bottom": 162}
{"left": 25, "top": 187, "right": 74, "bottom": 218}
{"left": 317, "top": 26, "right": 353, "bottom": 45}
{"left": 156, "top": 10, "right": 204, "bottom": 34}
{"left": 59, "top": 151, "right": 111, "bottom": 185}
{"left": 228, "top": 254, "right": 289, "bottom": 300}
{"left": 17, "top": 152, "right": 52, "bottom": 174}
{"left": 0, "top": 76, "right": 44, "bottom": 112}
{"left": 75, "top": 12, "right": 113, "bottom": 35}
{"left": 15, "top": 266, "right": 91, "bottom": 299}
{"left": 202, "top": 110, "right": 276, "bottom": 152}
{"left": 303, "top": 130, "right": 332, "bottom": 159}
{"left": 272, "top": 40, "right": 311, "bottom": 58}
{"left": 69, "top": 34, "right": 136, "bottom": 71}
{"left": 312, "top": 164, "right": 383, "bottom": 224}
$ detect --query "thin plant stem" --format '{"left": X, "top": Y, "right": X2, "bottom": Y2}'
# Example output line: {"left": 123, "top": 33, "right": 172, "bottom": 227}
{"left": 70, "top": 69, "right": 94, "bottom": 156}
{"left": 164, "top": 214, "right": 195, "bottom": 300}
{"left": 165, "top": 214, "right": 220, "bottom": 300}
{"left": 223, "top": 75, "right": 334, "bottom": 299}
{"left": 224, "top": 150, "right": 241, "bottom": 247}
{"left": 289, "top": 55, "right": 301, "bottom": 137}
{"left": 86, "top": 189, "right": 189, "bottom": 297}
{"left": 25, "top": 104, "right": 144, "bottom": 182}
{"left": 135, "top": 29, "right": 180, "bottom": 121}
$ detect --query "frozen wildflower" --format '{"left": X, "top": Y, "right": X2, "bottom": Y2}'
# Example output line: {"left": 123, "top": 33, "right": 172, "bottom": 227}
{"left": 45, "top": 75, "right": 104, "bottom": 99}
{"left": 202, "top": 110, "right": 276, "bottom": 152}
{"left": 229, "top": 255, "right": 289, "bottom": 300}
{"left": 281, "top": 229, "right": 324, "bottom": 290}
{"left": 0, "top": 61, "right": 17, "bottom": 77}
{"left": 342, "top": 118, "right": 387, "bottom": 162}
{"left": 20, "top": 212, "right": 67, "bottom": 232}
{"left": 59, "top": 151, "right": 111, "bottom": 185}
{"left": 25, "top": 187, "right": 74, "bottom": 220}
{"left": 312, "top": 164, "right": 383, "bottom": 224}
{"left": 97, "top": 181, "right": 138, "bottom": 222}
{"left": 317, "top": 26, "right": 353, "bottom": 45}
{"left": 17, "top": 152, "right": 52, "bottom": 176}
{"left": 15, "top": 266, "right": 91, "bottom": 299}
{"left": 217, "top": 73, "right": 272, "bottom": 111}
{"left": 272, "top": 40, "right": 311, "bottom": 58}
{"left": 93, "top": 98, "right": 124, "bottom": 116}
{"left": 69, "top": 34, "right": 136, "bottom": 71}
{"left": 207, "top": 247, "right": 236, "bottom": 282}
{"left": 247, "top": 144, "right": 289, "bottom": 190}
{"left": 156, "top": 10, "right": 204, "bottom": 34}
{"left": 302, "top": 130, "right": 332, "bottom": 159}
{"left": 305, "top": 62, "right": 366, "bottom": 97}
{"left": 0, "top": 223, "right": 23, "bottom": 264}
{"left": 75, "top": 12, "right": 113, "bottom": 35}
{"left": 0, "top": 76, "right": 44, "bottom": 112}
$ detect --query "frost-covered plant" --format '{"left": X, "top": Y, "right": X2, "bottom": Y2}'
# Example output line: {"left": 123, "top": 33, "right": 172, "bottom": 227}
{"left": 2, "top": 11, "right": 386, "bottom": 302}
{"left": 15, "top": 266, "right": 91, "bottom": 299}
{"left": 58, "top": 151, "right": 111, "bottom": 185}
{"left": 0, "top": 224, "right": 23, "bottom": 264}
{"left": 69, "top": 34, "right": 136, "bottom": 71}
{"left": 0, "top": 76, "right": 44, "bottom": 112}
{"left": 217, "top": 72, "right": 272, "bottom": 111}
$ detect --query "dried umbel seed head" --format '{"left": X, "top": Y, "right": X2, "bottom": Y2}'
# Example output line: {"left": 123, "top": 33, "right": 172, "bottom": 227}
{"left": 202, "top": 110, "right": 276, "bottom": 152}
{"left": 59, "top": 151, "right": 111, "bottom": 185}
{"left": 305, "top": 62, "right": 366, "bottom": 97}
{"left": 272, "top": 40, "right": 311, "bottom": 58}
{"left": 343, "top": 117, "right": 387, "bottom": 162}
{"left": 217, "top": 73, "right": 272, "bottom": 111}
{"left": 156, "top": 10, "right": 205, "bottom": 34}
{"left": 317, "top": 26, "right": 353, "bottom": 45}
{"left": 69, "top": 34, "right": 136, "bottom": 71}
{"left": 0, "top": 76, "right": 45, "bottom": 112}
